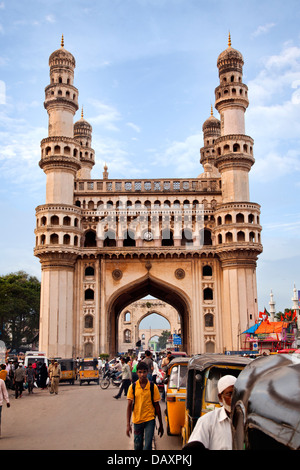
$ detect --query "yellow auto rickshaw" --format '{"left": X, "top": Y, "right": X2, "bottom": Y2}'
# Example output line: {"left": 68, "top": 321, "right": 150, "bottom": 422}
{"left": 164, "top": 357, "right": 189, "bottom": 436}
{"left": 181, "top": 354, "right": 251, "bottom": 446}
{"left": 78, "top": 357, "right": 99, "bottom": 385}
{"left": 57, "top": 358, "right": 77, "bottom": 385}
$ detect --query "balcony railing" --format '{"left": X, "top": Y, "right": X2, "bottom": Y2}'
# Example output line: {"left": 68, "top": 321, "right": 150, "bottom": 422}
{"left": 74, "top": 178, "right": 221, "bottom": 194}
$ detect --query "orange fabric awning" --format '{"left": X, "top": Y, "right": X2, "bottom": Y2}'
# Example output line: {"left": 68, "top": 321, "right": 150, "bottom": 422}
{"left": 255, "top": 321, "right": 288, "bottom": 334}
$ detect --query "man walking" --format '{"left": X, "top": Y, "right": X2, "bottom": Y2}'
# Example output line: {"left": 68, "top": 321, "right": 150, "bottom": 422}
{"left": 143, "top": 350, "right": 154, "bottom": 381}
{"left": 114, "top": 356, "right": 132, "bottom": 399}
{"left": 126, "top": 361, "right": 164, "bottom": 450}
{"left": 14, "top": 362, "right": 26, "bottom": 399}
{"left": 26, "top": 363, "right": 36, "bottom": 394}
{"left": 0, "top": 377, "right": 10, "bottom": 437}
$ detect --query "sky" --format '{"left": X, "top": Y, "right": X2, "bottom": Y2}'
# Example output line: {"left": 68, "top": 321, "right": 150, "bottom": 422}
{"left": 0, "top": 0, "right": 299, "bottom": 319}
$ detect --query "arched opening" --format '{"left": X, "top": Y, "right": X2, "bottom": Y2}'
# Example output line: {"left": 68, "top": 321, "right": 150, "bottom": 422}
{"left": 205, "top": 341, "right": 215, "bottom": 353}
{"left": 139, "top": 311, "right": 171, "bottom": 352}
{"left": 162, "top": 228, "right": 174, "bottom": 246}
{"left": 104, "top": 230, "right": 116, "bottom": 247}
{"left": 84, "top": 315, "right": 94, "bottom": 329}
{"left": 84, "top": 230, "right": 96, "bottom": 247}
{"left": 181, "top": 228, "right": 193, "bottom": 246}
{"left": 202, "top": 265, "right": 212, "bottom": 277}
{"left": 84, "top": 288, "right": 94, "bottom": 301}
{"left": 85, "top": 266, "right": 94, "bottom": 276}
{"left": 124, "top": 329, "right": 131, "bottom": 343}
{"left": 123, "top": 229, "right": 136, "bottom": 247}
{"left": 108, "top": 275, "right": 190, "bottom": 356}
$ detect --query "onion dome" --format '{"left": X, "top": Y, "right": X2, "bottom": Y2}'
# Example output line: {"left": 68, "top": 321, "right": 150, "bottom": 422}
{"left": 74, "top": 107, "right": 92, "bottom": 145}
{"left": 202, "top": 106, "right": 221, "bottom": 140}
{"left": 202, "top": 106, "right": 221, "bottom": 132}
{"left": 49, "top": 35, "right": 76, "bottom": 71}
{"left": 217, "top": 33, "right": 244, "bottom": 75}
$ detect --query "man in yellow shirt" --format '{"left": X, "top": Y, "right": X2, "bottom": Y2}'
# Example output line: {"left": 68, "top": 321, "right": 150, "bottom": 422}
{"left": 126, "top": 361, "right": 164, "bottom": 450}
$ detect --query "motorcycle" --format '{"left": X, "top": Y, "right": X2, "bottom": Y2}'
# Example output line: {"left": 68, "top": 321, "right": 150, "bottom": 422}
{"left": 99, "top": 368, "right": 122, "bottom": 389}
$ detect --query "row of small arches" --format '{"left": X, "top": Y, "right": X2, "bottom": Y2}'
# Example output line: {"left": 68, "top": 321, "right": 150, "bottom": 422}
{"left": 76, "top": 199, "right": 218, "bottom": 210}
{"left": 84, "top": 228, "right": 213, "bottom": 247}
{"left": 216, "top": 86, "right": 248, "bottom": 100}
{"left": 218, "top": 231, "right": 260, "bottom": 244}
{"left": 43, "top": 145, "right": 93, "bottom": 159}
{"left": 217, "top": 213, "right": 259, "bottom": 225}
{"left": 216, "top": 142, "right": 253, "bottom": 156}
{"left": 46, "top": 88, "right": 77, "bottom": 101}
{"left": 37, "top": 215, "right": 79, "bottom": 227}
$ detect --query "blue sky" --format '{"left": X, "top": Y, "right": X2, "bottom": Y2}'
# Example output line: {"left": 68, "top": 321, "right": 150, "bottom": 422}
{"left": 0, "top": 0, "right": 299, "bottom": 317}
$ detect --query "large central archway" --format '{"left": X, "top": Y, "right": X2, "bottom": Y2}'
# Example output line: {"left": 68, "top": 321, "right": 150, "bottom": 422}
{"left": 107, "top": 274, "right": 191, "bottom": 356}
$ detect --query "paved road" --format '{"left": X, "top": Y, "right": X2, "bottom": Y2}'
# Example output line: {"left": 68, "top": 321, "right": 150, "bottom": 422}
{"left": 0, "top": 382, "right": 182, "bottom": 451}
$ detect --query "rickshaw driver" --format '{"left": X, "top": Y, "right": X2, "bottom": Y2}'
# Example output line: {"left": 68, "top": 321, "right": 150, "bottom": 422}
{"left": 186, "top": 375, "right": 237, "bottom": 450}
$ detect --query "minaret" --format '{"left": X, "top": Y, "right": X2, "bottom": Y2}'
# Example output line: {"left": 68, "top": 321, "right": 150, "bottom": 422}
{"left": 41, "top": 35, "right": 80, "bottom": 204}
{"left": 200, "top": 105, "right": 221, "bottom": 169}
{"left": 291, "top": 283, "right": 300, "bottom": 329}
{"left": 74, "top": 107, "right": 95, "bottom": 179}
{"left": 214, "top": 32, "right": 254, "bottom": 203}
{"left": 269, "top": 289, "right": 276, "bottom": 322}
{"left": 35, "top": 37, "right": 82, "bottom": 358}
{"left": 213, "top": 35, "right": 263, "bottom": 350}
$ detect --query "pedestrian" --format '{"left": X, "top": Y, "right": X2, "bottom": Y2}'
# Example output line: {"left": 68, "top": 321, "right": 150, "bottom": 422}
{"left": 142, "top": 350, "right": 154, "bottom": 381}
{"left": 114, "top": 357, "right": 132, "bottom": 399}
{"left": 131, "top": 355, "right": 138, "bottom": 383}
{"left": 126, "top": 361, "right": 164, "bottom": 450}
{"left": 0, "top": 364, "right": 7, "bottom": 383}
{"left": 26, "top": 363, "right": 36, "bottom": 394}
{"left": 14, "top": 362, "right": 26, "bottom": 399}
{"left": 186, "top": 375, "right": 237, "bottom": 450}
{"left": 48, "top": 359, "right": 61, "bottom": 394}
{"left": 152, "top": 360, "right": 159, "bottom": 384}
{"left": 161, "top": 352, "right": 174, "bottom": 401}
{"left": 0, "top": 378, "right": 10, "bottom": 437}
{"left": 39, "top": 362, "right": 48, "bottom": 389}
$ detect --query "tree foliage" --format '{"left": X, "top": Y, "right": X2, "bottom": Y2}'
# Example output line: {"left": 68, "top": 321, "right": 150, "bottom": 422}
{"left": 157, "top": 330, "right": 171, "bottom": 350}
{"left": 0, "top": 271, "right": 40, "bottom": 350}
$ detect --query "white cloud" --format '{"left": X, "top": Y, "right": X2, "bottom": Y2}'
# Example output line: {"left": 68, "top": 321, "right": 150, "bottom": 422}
{"left": 127, "top": 122, "right": 141, "bottom": 133}
{"left": 151, "top": 132, "right": 202, "bottom": 177}
{"left": 252, "top": 23, "right": 276, "bottom": 38}
{"left": 0, "top": 80, "right": 5, "bottom": 104}
{"left": 45, "top": 15, "right": 55, "bottom": 23}
{"left": 88, "top": 100, "right": 121, "bottom": 131}
{"left": 246, "top": 44, "right": 300, "bottom": 181}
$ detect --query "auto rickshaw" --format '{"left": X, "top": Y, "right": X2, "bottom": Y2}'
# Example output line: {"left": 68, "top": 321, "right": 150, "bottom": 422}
{"left": 78, "top": 357, "right": 99, "bottom": 385}
{"left": 182, "top": 354, "right": 251, "bottom": 445}
{"left": 231, "top": 353, "right": 300, "bottom": 450}
{"left": 165, "top": 357, "right": 189, "bottom": 436}
{"left": 57, "top": 358, "right": 77, "bottom": 385}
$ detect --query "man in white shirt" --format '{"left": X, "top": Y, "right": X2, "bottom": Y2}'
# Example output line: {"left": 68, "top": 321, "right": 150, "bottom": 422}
{"left": 0, "top": 378, "right": 10, "bottom": 437}
{"left": 186, "top": 375, "right": 237, "bottom": 450}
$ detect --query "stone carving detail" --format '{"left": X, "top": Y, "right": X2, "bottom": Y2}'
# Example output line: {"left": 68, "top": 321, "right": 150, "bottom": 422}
{"left": 112, "top": 269, "right": 123, "bottom": 281}
{"left": 175, "top": 268, "right": 185, "bottom": 280}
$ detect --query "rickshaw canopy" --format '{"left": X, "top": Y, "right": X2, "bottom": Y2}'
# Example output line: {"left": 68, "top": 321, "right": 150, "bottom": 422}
{"left": 232, "top": 353, "right": 300, "bottom": 450}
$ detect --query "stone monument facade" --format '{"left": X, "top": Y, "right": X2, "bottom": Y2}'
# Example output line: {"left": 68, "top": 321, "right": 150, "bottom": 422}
{"left": 34, "top": 35, "right": 262, "bottom": 358}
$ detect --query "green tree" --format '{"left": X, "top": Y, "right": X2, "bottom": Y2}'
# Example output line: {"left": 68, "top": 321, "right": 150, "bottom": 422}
{"left": 0, "top": 271, "right": 40, "bottom": 350}
{"left": 157, "top": 330, "right": 171, "bottom": 350}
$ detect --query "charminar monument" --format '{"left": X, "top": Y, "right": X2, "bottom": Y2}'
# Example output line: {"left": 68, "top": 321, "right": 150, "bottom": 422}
{"left": 34, "top": 34, "right": 262, "bottom": 358}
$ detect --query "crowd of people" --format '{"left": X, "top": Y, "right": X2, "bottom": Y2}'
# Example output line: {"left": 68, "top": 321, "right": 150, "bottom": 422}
{"left": 1, "top": 350, "right": 238, "bottom": 450}
{"left": 99, "top": 349, "right": 175, "bottom": 450}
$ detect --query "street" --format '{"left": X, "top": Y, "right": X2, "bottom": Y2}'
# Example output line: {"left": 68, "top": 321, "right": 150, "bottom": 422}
{"left": 0, "top": 381, "right": 182, "bottom": 451}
